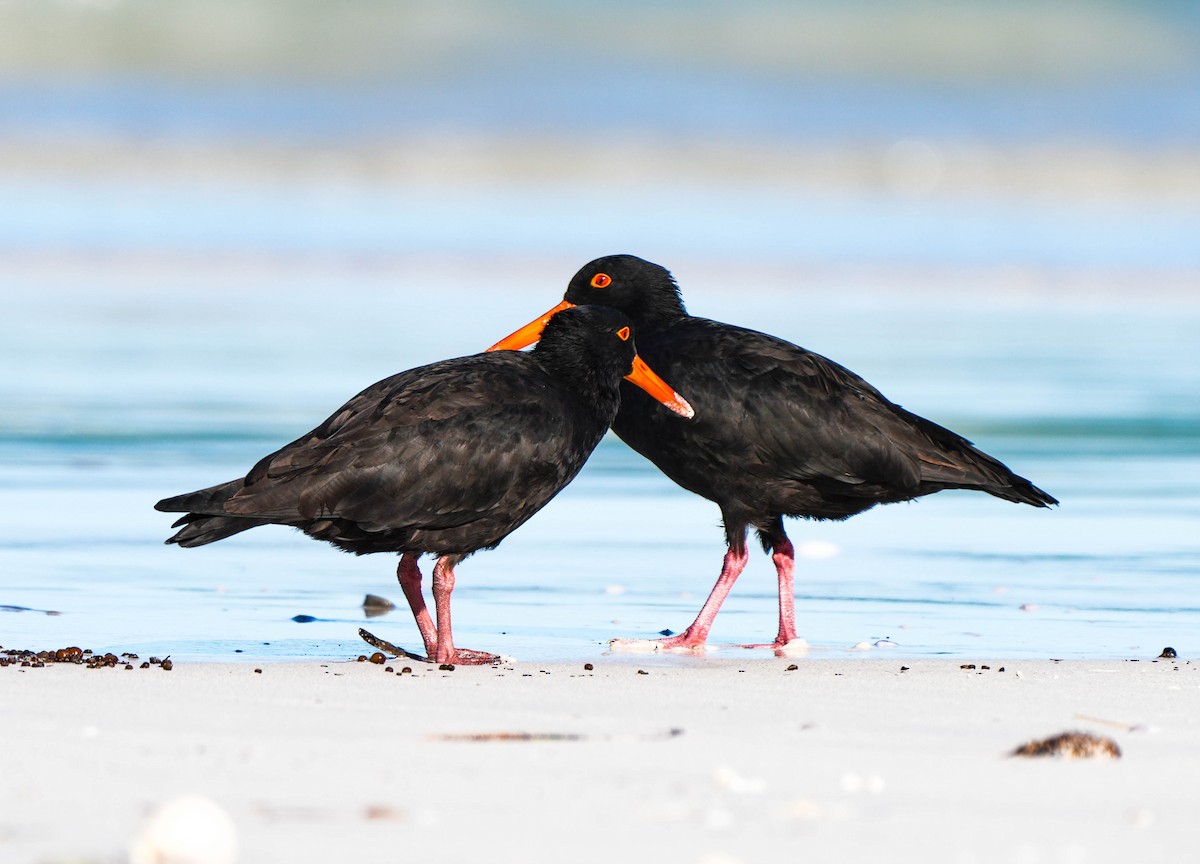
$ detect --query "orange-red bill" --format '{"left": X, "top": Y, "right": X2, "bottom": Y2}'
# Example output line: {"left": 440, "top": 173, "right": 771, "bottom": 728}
{"left": 488, "top": 299, "right": 694, "bottom": 419}
{"left": 626, "top": 355, "right": 695, "bottom": 419}
{"left": 486, "top": 300, "right": 575, "bottom": 352}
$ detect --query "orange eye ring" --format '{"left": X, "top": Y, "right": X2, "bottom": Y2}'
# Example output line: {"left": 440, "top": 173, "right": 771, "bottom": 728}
{"left": 590, "top": 273, "right": 612, "bottom": 288}
{"left": 616, "top": 325, "right": 631, "bottom": 341}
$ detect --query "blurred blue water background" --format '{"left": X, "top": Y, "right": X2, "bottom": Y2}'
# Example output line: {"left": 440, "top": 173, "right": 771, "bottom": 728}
{"left": 2, "top": 0, "right": 1198, "bottom": 662}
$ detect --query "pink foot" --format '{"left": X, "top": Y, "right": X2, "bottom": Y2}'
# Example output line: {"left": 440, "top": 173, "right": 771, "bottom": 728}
{"left": 609, "top": 629, "right": 709, "bottom": 654}
{"left": 735, "top": 638, "right": 809, "bottom": 657}
{"left": 610, "top": 545, "right": 750, "bottom": 655}
{"left": 433, "top": 647, "right": 503, "bottom": 666}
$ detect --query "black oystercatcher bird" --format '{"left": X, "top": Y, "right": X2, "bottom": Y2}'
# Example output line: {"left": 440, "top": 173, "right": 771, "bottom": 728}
{"left": 157, "top": 305, "right": 693, "bottom": 665}
{"left": 490, "top": 255, "right": 1058, "bottom": 655}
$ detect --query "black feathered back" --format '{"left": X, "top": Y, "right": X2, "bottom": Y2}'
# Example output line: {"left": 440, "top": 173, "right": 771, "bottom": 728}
{"left": 562, "top": 255, "right": 1056, "bottom": 544}
{"left": 156, "top": 306, "right": 640, "bottom": 556}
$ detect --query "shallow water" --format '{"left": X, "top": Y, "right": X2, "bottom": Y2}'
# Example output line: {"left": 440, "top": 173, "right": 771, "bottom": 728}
{"left": 2, "top": 267, "right": 1197, "bottom": 663}
{"left": 3, "top": 2, "right": 1198, "bottom": 661}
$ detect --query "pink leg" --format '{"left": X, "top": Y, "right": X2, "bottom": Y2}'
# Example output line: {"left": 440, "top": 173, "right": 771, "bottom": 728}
{"left": 430, "top": 556, "right": 500, "bottom": 666}
{"left": 739, "top": 538, "right": 805, "bottom": 655}
{"left": 397, "top": 552, "right": 438, "bottom": 657}
{"left": 771, "top": 538, "right": 798, "bottom": 646}
{"left": 612, "top": 545, "right": 750, "bottom": 652}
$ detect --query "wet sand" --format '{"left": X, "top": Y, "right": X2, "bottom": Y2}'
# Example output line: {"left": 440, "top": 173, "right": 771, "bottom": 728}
{"left": 2, "top": 656, "right": 1196, "bottom": 863}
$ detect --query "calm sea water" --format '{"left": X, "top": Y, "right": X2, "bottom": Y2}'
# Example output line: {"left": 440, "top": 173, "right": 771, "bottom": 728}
{"left": 2, "top": 255, "right": 1197, "bottom": 663}
{"left": 2, "top": 2, "right": 1198, "bottom": 661}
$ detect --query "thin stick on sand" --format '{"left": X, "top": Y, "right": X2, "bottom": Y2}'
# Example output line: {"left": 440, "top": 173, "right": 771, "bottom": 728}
{"left": 358, "top": 628, "right": 429, "bottom": 662}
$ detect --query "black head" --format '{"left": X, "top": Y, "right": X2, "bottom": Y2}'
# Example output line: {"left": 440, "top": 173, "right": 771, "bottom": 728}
{"left": 564, "top": 255, "right": 687, "bottom": 330}
{"left": 532, "top": 305, "right": 694, "bottom": 419}
{"left": 534, "top": 305, "right": 638, "bottom": 382}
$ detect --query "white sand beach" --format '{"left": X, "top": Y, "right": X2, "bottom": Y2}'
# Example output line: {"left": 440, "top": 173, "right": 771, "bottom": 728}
{"left": 2, "top": 655, "right": 1196, "bottom": 863}
{"left": 3, "top": 4, "right": 1199, "bottom": 863}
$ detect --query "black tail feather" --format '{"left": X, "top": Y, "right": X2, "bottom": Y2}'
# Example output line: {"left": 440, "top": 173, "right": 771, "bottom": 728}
{"left": 165, "top": 513, "right": 270, "bottom": 547}
{"left": 898, "top": 409, "right": 1058, "bottom": 508}
{"left": 155, "top": 478, "right": 244, "bottom": 516}
{"left": 977, "top": 476, "right": 1058, "bottom": 508}
{"left": 157, "top": 478, "right": 270, "bottom": 546}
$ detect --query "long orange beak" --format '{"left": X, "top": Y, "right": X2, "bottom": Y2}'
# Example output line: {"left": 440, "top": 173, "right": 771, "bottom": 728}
{"left": 626, "top": 355, "right": 695, "bottom": 419}
{"left": 486, "top": 300, "right": 575, "bottom": 352}
{"left": 487, "top": 300, "right": 695, "bottom": 420}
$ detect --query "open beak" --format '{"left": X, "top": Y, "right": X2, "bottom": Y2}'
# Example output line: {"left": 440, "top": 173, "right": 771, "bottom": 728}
{"left": 487, "top": 300, "right": 575, "bottom": 352}
{"left": 487, "top": 300, "right": 695, "bottom": 420}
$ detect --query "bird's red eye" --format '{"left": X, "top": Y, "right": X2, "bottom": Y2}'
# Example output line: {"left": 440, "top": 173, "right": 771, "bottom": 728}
{"left": 616, "top": 326, "right": 630, "bottom": 341}
{"left": 590, "top": 273, "right": 612, "bottom": 288}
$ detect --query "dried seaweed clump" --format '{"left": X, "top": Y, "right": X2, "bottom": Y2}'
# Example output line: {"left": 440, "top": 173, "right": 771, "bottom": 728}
{"left": 1011, "top": 731, "right": 1121, "bottom": 760}
{"left": 1, "top": 646, "right": 171, "bottom": 671}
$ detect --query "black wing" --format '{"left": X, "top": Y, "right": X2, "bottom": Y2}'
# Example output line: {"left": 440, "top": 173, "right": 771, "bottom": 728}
{"left": 618, "top": 318, "right": 1054, "bottom": 513}
{"left": 222, "top": 353, "right": 592, "bottom": 537}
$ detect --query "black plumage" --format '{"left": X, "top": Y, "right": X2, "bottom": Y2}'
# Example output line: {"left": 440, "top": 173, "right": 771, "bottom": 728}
{"left": 492, "top": 254, "right": 1057, "bottom": 653}
{"left": 157, "top": 305, "right": 682, "bottom": 664}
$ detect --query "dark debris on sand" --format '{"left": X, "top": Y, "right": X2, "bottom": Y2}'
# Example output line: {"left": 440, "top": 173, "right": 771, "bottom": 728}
{"left": 1011, "top": 731, "right": 1121, "bottom": 760}
{"left": 1, "top": 645, "right": 173, "bottom": 671}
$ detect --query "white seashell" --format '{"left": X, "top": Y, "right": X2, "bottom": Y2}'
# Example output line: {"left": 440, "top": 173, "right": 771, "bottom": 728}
{"left": 129, "top": 796, "right": 237, "bottom": 864}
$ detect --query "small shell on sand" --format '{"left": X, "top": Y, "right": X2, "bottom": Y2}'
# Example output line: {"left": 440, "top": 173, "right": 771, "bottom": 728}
{"left": 712, "top": 764, "right": 766, "bottom": 795}
{"left": 1010, "top": 731, "right": 1121, "bottom": 760}
{"left": 129, "top": 795, "right": 237, "bottom": 864}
